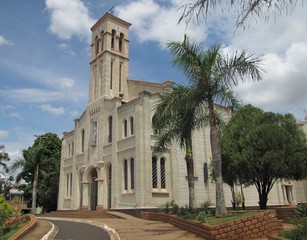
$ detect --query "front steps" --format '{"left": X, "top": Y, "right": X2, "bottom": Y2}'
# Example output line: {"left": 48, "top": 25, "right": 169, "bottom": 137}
{"left": 40, "top": 210, "right": 117, "bottom": 219}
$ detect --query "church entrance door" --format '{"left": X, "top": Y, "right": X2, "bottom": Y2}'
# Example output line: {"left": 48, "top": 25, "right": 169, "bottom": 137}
{"left": 90, "top": 168, "right": 98, "bottom": 210}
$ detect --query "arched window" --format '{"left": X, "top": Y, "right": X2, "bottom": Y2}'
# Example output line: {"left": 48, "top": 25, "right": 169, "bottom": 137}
{"left": 108, "top": 116, "right": 113, "bottom": 143}
{"left": 119, "top": 33, "right": 124, "bottom": 52}
{"left": 111, "top": 29, "right": 116, "bottom": 49}
{"left": 152, "top": 156, "right": 167, "bottom": 191}
{"left": 160, "top": 157, "right": 166, "bottom": 189}
{"left": 124, "top": 159, "right": 128, "bottom": 190}
{"left": 110, "top": 60, "right": 113, "bottom": 90}
{"left": 122, "top": 158, "right": 135, "bottom": 192}
{"left": 130, "top": 158, "right": 134, "bottom": 190}
{"left": 123, "top": 119, "right": 128, "bottom": 138}
{"left": 119, "top": 62, "right": 122, "bottom": 92}
{"left": 152, "top": 157, "right": 158, "bottom": 188}
{"left": 100, "top": 31, "right": 104, "bottom": 51}
{"left": 81, "top": 129, "right": 85, "bottom": 152}
{"left": 130, "top": 116, "right": 134, "bottom": 135}
{"left": 91, "top": 120, "right": 98, "bottom": 145}
{"left": 66, "top": 172, "right": 73, "bottom": 197}
{"left": 95, "top": 36, "right": 99, "bottom": 56}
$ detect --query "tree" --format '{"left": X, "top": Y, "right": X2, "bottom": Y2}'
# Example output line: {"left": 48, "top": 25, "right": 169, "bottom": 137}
{"left": 179, "top": 0, "right": 301, "bottom": 28}
{"left": 155, "top": 35, "right": 262, "bottom": 216}
{"left": 11, "top": 133, "right": 61, "bottom": 213}
{"left": 222, "top": 104, "right": 307, "bottom": 209}
{"left": 0, "top": 145, "right": 10, "bottom": 172}
{"left": 153, "top": 85, "right": 199, "bottom": 211}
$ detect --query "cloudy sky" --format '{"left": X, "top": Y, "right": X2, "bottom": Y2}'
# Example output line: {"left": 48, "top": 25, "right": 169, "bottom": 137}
{"left": 1, "top": 0, "right": 306, "bottom": 165}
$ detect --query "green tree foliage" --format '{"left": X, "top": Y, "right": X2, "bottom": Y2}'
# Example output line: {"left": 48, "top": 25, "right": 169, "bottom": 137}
{"left": 222, "top": 104, "right": 307, "bottom": 209}
{"left": 11, "top": 133, "right": 61, "bottom": 212}
{"left": 0, "top": 145, "right": 10, "bottom": 172}
{"left": 179, "top": 0, "right": 301, "bottom": 28}
{"left": 0, "top": 196, "right": 13, "bottom": 237}
{"left": 153, "top": 85, "right": 198, "bottom": 211}
{"left": 153, "top": 35, "right": 262, "bottom": 216}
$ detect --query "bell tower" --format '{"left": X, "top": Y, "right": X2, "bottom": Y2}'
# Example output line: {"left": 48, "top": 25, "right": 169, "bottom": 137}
{"left": 89, "top": 13, "right": 131, "bottom": 104}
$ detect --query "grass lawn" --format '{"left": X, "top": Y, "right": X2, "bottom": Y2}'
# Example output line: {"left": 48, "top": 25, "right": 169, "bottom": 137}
{"left": 2, "top": 223, "right": 26, "bottom": 240}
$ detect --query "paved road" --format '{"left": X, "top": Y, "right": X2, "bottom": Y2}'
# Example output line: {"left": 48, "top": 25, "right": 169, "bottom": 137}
{"left": 48, "top": 219, "right": 110, "bottom": 240}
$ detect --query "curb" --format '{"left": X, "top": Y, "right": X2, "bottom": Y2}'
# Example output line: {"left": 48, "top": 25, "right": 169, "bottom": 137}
{"left": 8, "top": 214, "right": 37, "bottom": 240}
{"left": 40, "top": 221, "right": 56, "bottom": 240}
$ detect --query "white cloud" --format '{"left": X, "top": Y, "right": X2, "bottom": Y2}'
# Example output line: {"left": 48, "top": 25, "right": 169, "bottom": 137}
{"left": 39, "top": 104, "right": 65, "bottom": 115}
{"left": 45, "top": 0, "right": 96, "bottom": 41}
{"left": 234, "top": 41, "right": 307, "bottom": 120}
{"left": 58, "top": 77, "right": 75, "bottom": 90}
{"left": 0, "top": 35, "right": 10, "bottom": 46}
{"left": 58, "top": 43, "right": 76, "bottom": 56}
{"left": 68, "top": 110, "right": 79, "bottom": 117}
{"left": 0, "top": 130, "right": 9, "bottom": 138}
{"left": 115, "top": 0, "right": 208, "bottom": 48}
{"left": 0, "top": 88, "right": 65, "bottom": 103}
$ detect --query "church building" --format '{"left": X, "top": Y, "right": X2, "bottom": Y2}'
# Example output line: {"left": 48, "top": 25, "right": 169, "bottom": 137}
{"left": 57, "top": 13, "right": 305, "bottom": 211}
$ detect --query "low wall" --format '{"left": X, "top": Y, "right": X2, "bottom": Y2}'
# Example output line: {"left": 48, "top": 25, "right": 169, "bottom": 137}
{"left": 141, "top": 210, "right": 283, "bottom": 240}
{"left": 7, "top": 214, "right": 36, "bottom": 240}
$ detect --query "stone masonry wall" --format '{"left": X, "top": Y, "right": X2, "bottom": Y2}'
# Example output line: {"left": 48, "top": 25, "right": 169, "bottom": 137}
{"left": 141, "top": 210, "right": 283, "bottom": 240}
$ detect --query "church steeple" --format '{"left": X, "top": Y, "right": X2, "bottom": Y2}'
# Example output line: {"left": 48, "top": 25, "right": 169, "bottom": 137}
{"left": 89, "top": 13, "right": 131, "bottom": 104}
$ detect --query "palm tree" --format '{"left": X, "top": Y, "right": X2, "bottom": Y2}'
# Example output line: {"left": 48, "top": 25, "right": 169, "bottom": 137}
{"left": 153, "top": 85, "right": 202, "bottom": 211}
{"left": 0, "top": 145, "right": 10, "bottom": 172}
{"left": 165, "top": 35, "right": 262, "bottom": 217}
{"left": 11, "top": 146, "right": 44, "bottom": 214}
{"left": 179, "top": 0, "right": 300, "bottom": 28}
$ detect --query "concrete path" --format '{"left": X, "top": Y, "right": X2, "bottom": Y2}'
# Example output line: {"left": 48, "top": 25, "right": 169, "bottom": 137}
{"left": 18, "top": 211, "right": 203, "bottom": 240}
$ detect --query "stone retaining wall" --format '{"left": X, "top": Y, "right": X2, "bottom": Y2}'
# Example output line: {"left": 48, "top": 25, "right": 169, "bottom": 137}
{"left": 141, "top": 210, "right": 283, "bottom": 240}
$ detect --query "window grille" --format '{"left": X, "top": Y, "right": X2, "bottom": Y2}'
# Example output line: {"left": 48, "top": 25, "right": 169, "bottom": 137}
{"left": 124, "top": 119, "right": 128, "bottom": 137}
{"left": 160, "top": 158, "right": 166, "bottom": 189}
{"left": 130, "top": 117, "right": 134, "bottom": 135}
{"left": 108, "top": 116, "right": 113, "bottom": 143}
{"left": 124, "top": 159, "right": 128, "bottom": 190}
{"left": 130, "top": 158, "right": 134, "bottom": 189}
{"left": 152, "top": 157, "right": 158, "bottom": 188}
{"left": 70, "top": 173, "right": 73, "bottom": 196}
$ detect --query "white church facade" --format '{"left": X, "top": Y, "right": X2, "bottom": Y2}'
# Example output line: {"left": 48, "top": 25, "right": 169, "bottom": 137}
{"left": 57, "top": 13, "right": 306, "bottom": 211}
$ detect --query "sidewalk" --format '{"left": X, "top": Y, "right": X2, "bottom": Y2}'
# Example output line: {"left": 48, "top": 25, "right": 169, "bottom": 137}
{"left": 18, "top": 211, "right": 203, "bottom": 240}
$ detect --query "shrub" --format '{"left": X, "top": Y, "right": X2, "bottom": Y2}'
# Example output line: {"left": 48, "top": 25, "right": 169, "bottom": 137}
{"left": 200, "top": 200, "right": 212, "bottom": 214}
{"left": 0, "top": 196, "right": 13, "bottom": 238}
{"left": 170, "top": 201, "right": 179, "bottom": 214}
{"left": 177, "top": 205, "right": 190, "bottom": 219}
{"left": 295, "top": 203, "right": 307, "bottom": 217}
{"left": 281, "top": 217, "right": 307, "bottom": 240}
{"left": 195, "top": 211, "right": 206, "bottom": 223}
{"left": 159, "top": 201, "right": 173, "bottom": 214}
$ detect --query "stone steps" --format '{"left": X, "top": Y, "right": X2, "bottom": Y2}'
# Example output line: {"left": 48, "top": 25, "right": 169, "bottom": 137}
{"left": 40, "top": 210, "right": 116, "bottom": 219}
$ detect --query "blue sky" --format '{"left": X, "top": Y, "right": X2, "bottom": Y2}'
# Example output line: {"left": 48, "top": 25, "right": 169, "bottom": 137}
{"left": 1, "top": 0, "right": 307, "bottom": 166}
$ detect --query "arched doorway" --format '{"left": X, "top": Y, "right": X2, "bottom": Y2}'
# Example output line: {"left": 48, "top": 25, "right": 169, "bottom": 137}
{"left": 90, "top": 168, "right": 98, "bottom": 210}
{"left": 107, "top": 164, "right": 112, "bottom": 209}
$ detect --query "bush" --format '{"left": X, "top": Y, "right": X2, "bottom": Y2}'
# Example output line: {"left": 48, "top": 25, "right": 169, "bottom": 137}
{"left": 177, "top": 205, "right": 190, "bottom": 219}
{"left": 281, "top": 217, "right": 307, "bottom": 240}
{"left": 195, "top": 211, "right": 206, "bottom": 223}
{"left": 0, "top": 196, "right": 13, "bottom": 238}
{"left": 295, "top": 203, "right": 307, "bottom": 217}
{"left": 200, "top": 200, "right": 212, "bottom": 214}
